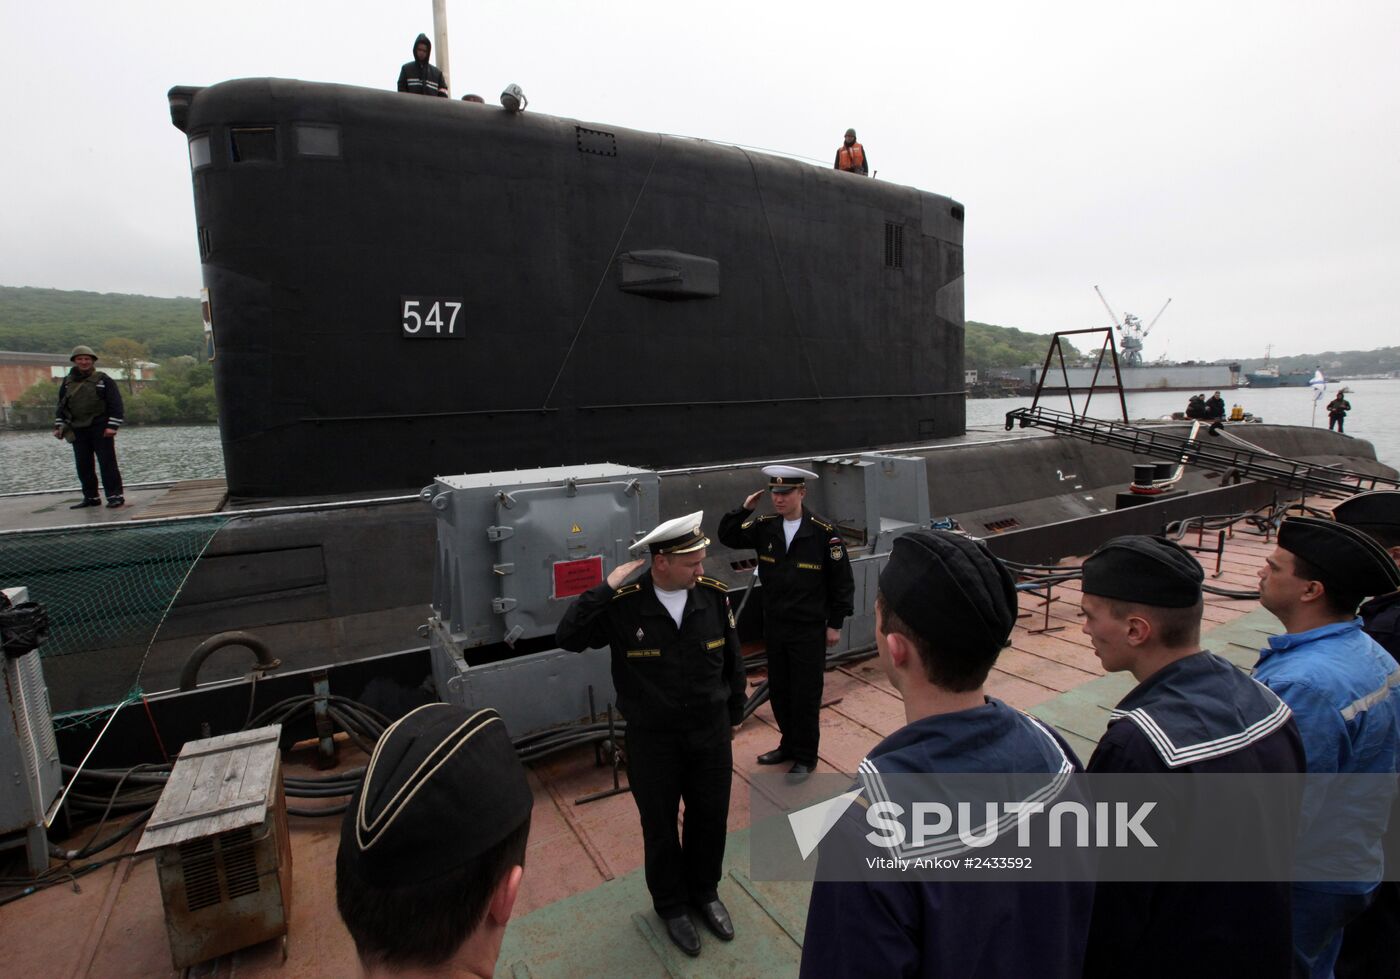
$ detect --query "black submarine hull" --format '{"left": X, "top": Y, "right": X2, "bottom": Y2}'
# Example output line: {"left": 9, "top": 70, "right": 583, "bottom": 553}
{"left": 170, "top": 78, "right": 966, "bottom": 497}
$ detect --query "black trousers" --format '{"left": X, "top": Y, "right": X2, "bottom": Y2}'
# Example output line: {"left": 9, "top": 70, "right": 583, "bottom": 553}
{"left": 71, "top": 426, "right": 123, "bottom": 501}
{"left": 625, "top": 713, "right": 733, "bottom": 917}
{"left": 1335, "top": 881, "right": 1400, "bottom": 978}
{"left": 1330, "top": 414, "right": 1346, "bottom": 433}
{"left": 765, "top": 627, "right": 826, "bottom": 766}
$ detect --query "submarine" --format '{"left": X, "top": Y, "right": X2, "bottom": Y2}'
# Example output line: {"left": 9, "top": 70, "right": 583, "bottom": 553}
{"left": 6, "top": 78, "right": 1393, "bottom": 717}
{"left": 167, "top": 78, "right": 968, "bottom": 498}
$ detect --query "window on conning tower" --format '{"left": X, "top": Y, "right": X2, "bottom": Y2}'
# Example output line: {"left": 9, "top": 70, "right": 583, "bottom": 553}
{"left": 188, "top": 134, "right": 211, "bottom": 169}
{"left": 295, "top": 124, "right": 341, "bottom": 158}
{"left": 230, "top": 127, "right": 277, "bottom": 163}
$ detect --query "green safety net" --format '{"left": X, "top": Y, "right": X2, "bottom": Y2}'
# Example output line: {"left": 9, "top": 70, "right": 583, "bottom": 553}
{"left": 0, "top": 516, "right": 231, "bottom": 726}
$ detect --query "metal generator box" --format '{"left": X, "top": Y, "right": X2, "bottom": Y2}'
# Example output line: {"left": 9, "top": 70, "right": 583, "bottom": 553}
{"left": 136, "top": 726, "right": 291, "bottom": 969}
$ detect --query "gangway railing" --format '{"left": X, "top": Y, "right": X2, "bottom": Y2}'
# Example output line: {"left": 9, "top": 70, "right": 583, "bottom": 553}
{"left": 1004, "top": 405, "right": 1400, "bottom": 497}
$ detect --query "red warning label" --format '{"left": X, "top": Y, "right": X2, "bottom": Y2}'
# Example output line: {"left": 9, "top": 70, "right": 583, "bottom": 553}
{"left": 553, "top": 556, "right": 604, "bottom": 598}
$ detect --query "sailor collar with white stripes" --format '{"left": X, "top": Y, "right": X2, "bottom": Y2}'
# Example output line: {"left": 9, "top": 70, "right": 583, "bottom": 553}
{"left": 1108, "top": 651, "right": 1292, "bottom": 769}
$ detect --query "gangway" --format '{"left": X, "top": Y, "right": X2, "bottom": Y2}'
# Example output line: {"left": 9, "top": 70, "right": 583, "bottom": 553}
{"left": 1004, "top": 405, "right": 1400, "bottom": 498}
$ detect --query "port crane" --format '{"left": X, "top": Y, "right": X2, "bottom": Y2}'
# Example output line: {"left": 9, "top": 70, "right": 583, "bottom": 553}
{"left": 1094, "top": 286, "right": 1172, "bottom": 367}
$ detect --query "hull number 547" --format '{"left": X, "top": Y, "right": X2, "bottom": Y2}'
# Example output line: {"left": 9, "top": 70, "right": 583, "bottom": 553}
{"left": 402, "top": 297, "right": 464, "bottom": 338}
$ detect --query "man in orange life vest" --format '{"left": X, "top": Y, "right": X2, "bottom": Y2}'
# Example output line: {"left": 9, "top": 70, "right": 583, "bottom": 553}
{"left": 834, "top": 129, "right": 868, "bottom": 175}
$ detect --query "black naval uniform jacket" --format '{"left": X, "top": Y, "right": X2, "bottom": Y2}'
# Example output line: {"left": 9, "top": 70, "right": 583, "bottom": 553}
{"left": 717, "top": 508, "right": 854, "bottom": 634}
{"left": 555, "top": 572, "right": 747, "bottom": 731}
{"left": 1084, "top": 651, "right": 1305, "bottom": 979}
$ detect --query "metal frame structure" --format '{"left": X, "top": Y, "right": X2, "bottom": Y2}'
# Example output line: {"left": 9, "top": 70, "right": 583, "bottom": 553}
{"left": 1027, "top": 327, "right": 1130, "bottom": 423}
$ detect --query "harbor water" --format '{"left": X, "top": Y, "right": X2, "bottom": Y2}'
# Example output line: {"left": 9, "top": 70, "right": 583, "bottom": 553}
{"left": 3, "top": 379, "right": 1397, "bottom": 496}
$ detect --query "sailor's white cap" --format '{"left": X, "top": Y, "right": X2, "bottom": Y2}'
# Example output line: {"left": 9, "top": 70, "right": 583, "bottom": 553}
{"left": 631, "top": 510, "right": 710, "bottom": 555}
{"left": 763, "top": 465, "right": 818, "bottom": 493}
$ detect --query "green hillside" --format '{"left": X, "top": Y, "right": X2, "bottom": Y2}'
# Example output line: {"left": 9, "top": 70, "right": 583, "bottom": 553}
{"left": 965, "top": 320, "right": 1075, "bottom": 373}
{"left": 1235, "top": 347, "right": 1400, "bottom": 376}
{"left": 0, "top": 286, "right": 202, "bottom": 359}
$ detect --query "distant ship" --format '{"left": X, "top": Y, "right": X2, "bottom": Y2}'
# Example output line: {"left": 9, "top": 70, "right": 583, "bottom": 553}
{"left": 1245, "top": 347, "right": 1313, "bottom": 388}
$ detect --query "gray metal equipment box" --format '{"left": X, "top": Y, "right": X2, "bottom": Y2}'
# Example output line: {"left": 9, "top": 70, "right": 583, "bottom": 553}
{"left": 424, "top": 464, "right": 659, "bottom": 648}
{"left": 424, "top": 464, "right": 659, "bottom": 736}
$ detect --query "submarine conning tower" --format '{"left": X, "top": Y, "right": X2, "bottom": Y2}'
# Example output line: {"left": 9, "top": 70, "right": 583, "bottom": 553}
{"left": 169, "top": 78, "right": 967, "bottom": 498}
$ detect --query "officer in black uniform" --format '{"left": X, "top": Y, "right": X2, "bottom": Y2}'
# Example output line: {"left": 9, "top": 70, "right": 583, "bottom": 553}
{"left": 555, "top": 511, "right": 747, "bottom": 959}
{"left": 717, "top": 465, "right": 854, "bottom": 778}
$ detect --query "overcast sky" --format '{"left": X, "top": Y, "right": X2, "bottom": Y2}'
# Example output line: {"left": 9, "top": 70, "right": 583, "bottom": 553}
{"left": 2, "top": 1, "right": 1397, "bottom": 361}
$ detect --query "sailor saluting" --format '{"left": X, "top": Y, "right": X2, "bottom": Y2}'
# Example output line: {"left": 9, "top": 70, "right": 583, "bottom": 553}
{"left": 555, "top": 511, "right": 747, "bottom": 958}
{"left": 718, "top": 465, "right": 854, "bottom": 779}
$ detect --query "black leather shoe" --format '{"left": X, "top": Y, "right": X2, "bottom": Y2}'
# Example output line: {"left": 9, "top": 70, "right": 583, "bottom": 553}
{"left": 694, "top": 898, "right": 735, "bottom": 941}
{"left": 756, "top": 747, "right": 790, "bottom": 765}
{"left": 662, "top": 913, "right": 701, "bottom": 957}
{"left": 105, "top": 496, "right": 125, "bottom": 508}
{"left": 70, "top": 498, "right": 101, "bottom": 509}
{"left": 786, "top": 762, "right": 814, "bottom": 783}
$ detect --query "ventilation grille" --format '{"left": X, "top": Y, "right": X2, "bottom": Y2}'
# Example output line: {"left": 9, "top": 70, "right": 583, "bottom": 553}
{"left": 180, "top": 837, "right": 220, "bottom": 911}
{"left": 983, "top": 517, "right": 1021, "bottom": 533}
{"left": 179, "top": 826, "right": 261, "bottom": 912}
{"left": 197, "top": 226, "right": 211, "bottom": 261}
{"left": 884, "top": 223, "right": 904, "bottom": 269}
{"left": 18, "top": 653, "right": 57, "bottom": 771}
{"left": 576, "top": 126, "right": 617, "bottom": 157}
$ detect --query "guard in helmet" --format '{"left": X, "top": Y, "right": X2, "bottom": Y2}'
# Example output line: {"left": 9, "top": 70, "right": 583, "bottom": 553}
{"left": 53, "top": 346, "right": 125, "bottom": 509}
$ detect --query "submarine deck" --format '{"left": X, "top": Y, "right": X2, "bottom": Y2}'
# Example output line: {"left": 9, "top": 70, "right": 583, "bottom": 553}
{"left": 0, "top": 424, "right": 1054, "bottom": 533}
{"left": 0, "top": 515, "right": 1295, "bottom": 977}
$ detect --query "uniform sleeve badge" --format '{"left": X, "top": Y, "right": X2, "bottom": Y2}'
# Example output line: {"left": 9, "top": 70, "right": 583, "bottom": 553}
{"left": 725, "top": 595, "right": 736, "bottom": 630}
{"left": 829, "top": 536, "right": 844, "bottom": 561}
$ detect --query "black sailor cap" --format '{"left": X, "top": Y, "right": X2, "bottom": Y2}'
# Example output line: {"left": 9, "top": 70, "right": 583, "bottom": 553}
{"left": 1332, "top": 491, "right": 1400, "bottom": 536}
{"left": 338, "top": 704, "right": 531, "bottom": 889}
{"left": 1278, "top": 516, "right": 1400, "bottom": 598}
{"left": 1082, "top": 535, "right": 1204, "bottom": 608}
{"left": 878, "top": 530, "right": 1018, "bottom": 655}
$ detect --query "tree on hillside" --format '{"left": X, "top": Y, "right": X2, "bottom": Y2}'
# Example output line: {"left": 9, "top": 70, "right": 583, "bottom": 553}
{"left": 101, "top": 337, "right": 151, "bottom": 394}
{"left": 14, "top": 378, "right": 59, "bottom": 407}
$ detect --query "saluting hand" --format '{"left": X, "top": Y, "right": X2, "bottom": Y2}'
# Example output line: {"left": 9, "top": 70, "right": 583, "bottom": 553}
{"left": 607, "top": 557, "right": 646, "bottom": 589}
{"left": 743, "top": 490, "right": 764, "bottom": 510}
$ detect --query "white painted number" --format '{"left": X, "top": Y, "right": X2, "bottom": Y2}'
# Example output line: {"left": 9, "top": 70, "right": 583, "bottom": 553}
{"left": 402, "top": 297, "right": 464, "bottom": 337}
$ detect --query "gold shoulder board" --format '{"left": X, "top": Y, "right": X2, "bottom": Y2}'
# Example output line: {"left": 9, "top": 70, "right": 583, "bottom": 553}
{"left": 698, "top": 576, "right": 729, "bottom": 592}
{"left": 612, "top": 583, "right": 641, "bottom": 600}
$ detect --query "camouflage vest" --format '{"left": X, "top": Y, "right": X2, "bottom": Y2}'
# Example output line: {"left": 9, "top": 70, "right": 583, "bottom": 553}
{"left": 62, "top": 370, "right": 108, "bottom": 429}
